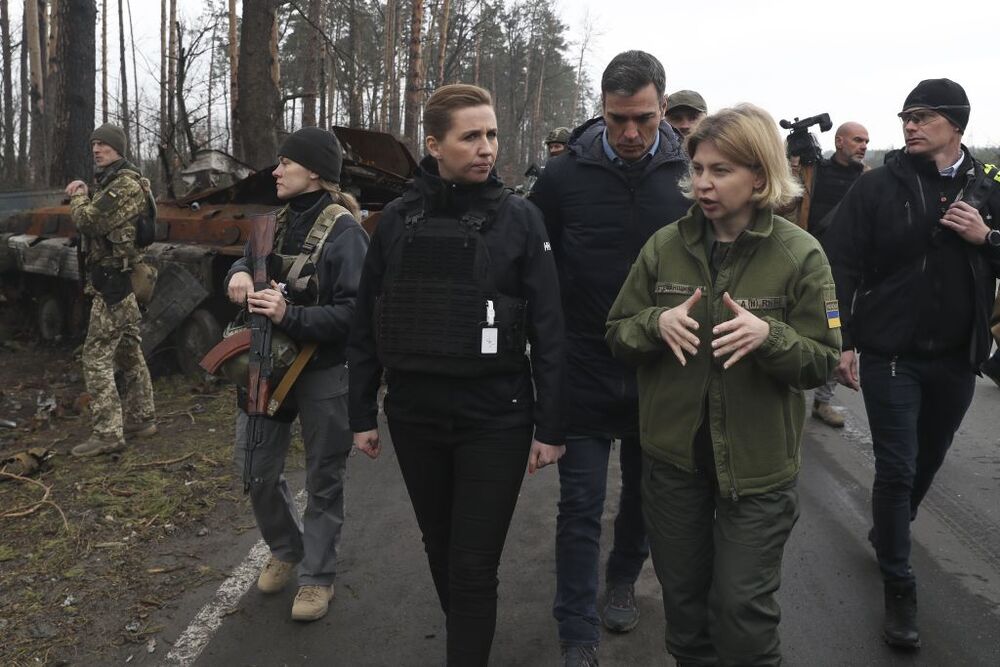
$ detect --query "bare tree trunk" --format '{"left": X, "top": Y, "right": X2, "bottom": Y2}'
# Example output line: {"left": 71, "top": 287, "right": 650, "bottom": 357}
{"left": 26, "top": 0, "right": 46, "bottom": 184}
{"left": 403, "top": 0, "right": 423, "bottom": 150}
{"left": 228, "top": 0, "right": 238, "bottom": 154}
{"left": 159, "top": 0, "right": 165, "bottom": 135}
{"left": 167, "top": 0, "right": 176, "bottom": 141}
{"left": 326, "top": 7, "right": 338, "bottom": 128}
{"left": 388, "top": 2, "right": 400, "bottom": 135}
{"left": 207, "top": 18, "right": 215, "bottom": 143}
{"left": 48, "top": 0, "right": 95, "bottom": 185}
{"left": 236, "top": 0, "right": 281, "bottom": 167}
{"left": 100, "top": 0, "right": 106, "bottom": 121}
{"left": 300, "top": 0, "right": 320, "bottom": 127}
{"left": 572, "top": 12, "right": 593, "bottom": 123}
{"left": 472, "top": 23, "right": 480, "bottom": 86}
{"left": 436, "top": 0, "right": 449, "bottom": 85}
{"left": 126, "top": 0, "right": 140, "bottom": 165}
{"left": 379, "top": 0, "right": 395, "bottom": 131}
{"left": 17, "top": 11, "right": 27, "bottom": 182}
{"left": 0, "top": 0, "right": 15, "bottom": 181}
{"left": 117, "top": 0, "right": 129, "bottom": 146}
{"left": 174, "top": 21, "right": 196, "bottom": 161}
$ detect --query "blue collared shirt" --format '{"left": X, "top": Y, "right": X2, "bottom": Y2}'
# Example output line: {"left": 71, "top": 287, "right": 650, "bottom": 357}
{"left": 939, "top": 150, "right": 965, "bottom": 178}
{"left": 602, "top": 128, "right": 660, "bottom": 166}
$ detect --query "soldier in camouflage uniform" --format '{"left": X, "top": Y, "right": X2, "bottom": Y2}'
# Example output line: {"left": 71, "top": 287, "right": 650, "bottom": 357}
{"left": 65, "top": 123, "right": 156, "bottom": 457}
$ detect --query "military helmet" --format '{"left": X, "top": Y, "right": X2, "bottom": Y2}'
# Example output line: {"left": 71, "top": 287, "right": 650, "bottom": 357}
{"left": 219, "top": 321, "right": 299, "bottom": 388}
{"left": 544, "top": 127, "right": 572, "bottom": 145}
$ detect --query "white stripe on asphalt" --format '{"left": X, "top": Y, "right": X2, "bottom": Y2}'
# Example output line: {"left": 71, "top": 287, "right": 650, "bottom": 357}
{"left": 165, "top": 489, "right": 307, "bottom": 666}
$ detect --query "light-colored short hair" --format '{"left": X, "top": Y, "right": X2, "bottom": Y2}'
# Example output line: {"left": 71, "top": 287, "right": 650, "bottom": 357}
{"left": 680, "top": 103, "right": 802, "bottom": 210}
{"left": 423, "top": 84, "right": 493, "bottom": 140}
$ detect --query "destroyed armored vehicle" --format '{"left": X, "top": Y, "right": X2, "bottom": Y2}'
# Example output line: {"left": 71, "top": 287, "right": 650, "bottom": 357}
{"left": 0, "top": 127, "right": 416, "bottom": 374}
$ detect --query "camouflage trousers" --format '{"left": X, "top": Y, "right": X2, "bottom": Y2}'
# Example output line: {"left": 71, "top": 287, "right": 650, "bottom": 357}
{"left": 83, "top": 293, "right": 155, "bottom": 441}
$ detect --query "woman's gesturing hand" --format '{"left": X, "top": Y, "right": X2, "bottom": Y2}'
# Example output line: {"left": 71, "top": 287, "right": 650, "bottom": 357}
{"left": 711, "top": 292, "right": 770, "bottom": 369}
{"left": 657, "top": 288, "right": 702, "bottom": 366}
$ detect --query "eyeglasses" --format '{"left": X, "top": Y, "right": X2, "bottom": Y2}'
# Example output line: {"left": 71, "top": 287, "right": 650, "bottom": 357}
{"left": 898, "top": 110, "right": 942, "bottom": 127}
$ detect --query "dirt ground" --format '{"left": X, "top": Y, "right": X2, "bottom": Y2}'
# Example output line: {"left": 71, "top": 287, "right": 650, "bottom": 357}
{"left": 0, "top": 335, "right": 289, "bottom": 666}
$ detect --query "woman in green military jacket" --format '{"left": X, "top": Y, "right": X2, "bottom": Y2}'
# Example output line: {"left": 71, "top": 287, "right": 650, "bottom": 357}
{"left": 606, "top": 104, "right": 840, "bottom": 665}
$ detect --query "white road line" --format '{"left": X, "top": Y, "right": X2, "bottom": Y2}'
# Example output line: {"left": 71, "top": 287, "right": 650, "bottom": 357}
{"left": 165, "top": 489, "right": 307, "bottom": 666}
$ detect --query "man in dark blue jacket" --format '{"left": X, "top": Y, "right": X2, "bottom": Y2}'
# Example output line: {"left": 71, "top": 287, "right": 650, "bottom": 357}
{"left": 529, "top": 50, "right": 689, "bottom": 666}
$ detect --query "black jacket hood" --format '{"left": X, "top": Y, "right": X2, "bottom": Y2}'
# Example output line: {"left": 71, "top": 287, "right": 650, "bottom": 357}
{"left": 566, "top": 116, "right": 687, "bottom": 166}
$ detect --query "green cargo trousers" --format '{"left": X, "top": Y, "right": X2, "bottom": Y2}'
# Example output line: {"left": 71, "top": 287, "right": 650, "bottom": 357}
{"left": 642, "top": 454, "right": 799, "bottom": 666}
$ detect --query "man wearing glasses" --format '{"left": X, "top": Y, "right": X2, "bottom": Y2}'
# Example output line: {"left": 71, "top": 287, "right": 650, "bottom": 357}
{"left": 825, "top": 79, "right": 1000, "bottom": 650}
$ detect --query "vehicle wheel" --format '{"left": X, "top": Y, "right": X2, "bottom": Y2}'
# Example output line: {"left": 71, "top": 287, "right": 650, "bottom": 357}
{"left": 174, "top": 308, "right": 222, "bottom": 377}
{"left": 36, "top": 294, "right": 65, "bottom": 341}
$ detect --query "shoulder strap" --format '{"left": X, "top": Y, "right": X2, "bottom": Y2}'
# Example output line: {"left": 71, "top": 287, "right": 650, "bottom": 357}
{"left": 460, "top": 187, "right": 512, "bottom": 232}
{"left": 286, "top": 203, "right": 352, "bottom": 293}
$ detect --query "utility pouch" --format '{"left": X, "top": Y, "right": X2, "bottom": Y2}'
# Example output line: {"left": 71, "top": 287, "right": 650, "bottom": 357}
{"left": 129, "top": 263, "right": 158, "bottom": 305}
{"left": 90, "top": 264, "right": 132, "bottom": 306}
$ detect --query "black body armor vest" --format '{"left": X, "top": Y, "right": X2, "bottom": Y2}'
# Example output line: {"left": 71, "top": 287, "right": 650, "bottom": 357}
{"left": 376, "top": 187, "right": 528, "bottom": 377}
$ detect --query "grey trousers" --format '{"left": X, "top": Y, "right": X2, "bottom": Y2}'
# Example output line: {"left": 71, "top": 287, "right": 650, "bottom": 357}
{"left": 642, "top": 454, "right": 799, "bottom": 667}
{"left": 233, "top": 363, "right": 352, "bottom": 586}
{"left": 814, "top": 376, "right": 837, "bottom": 404}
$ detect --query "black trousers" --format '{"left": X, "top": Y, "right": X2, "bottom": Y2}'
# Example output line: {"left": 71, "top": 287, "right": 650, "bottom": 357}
{"left": 388, "top": 418, "right": 533, "bottom": 667}
{"left": 859, "top": 352, "right": 976, "bottom": 583}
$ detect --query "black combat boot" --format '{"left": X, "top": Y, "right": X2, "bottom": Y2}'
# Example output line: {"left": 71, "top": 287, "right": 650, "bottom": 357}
{"left": 883, "top": 580, "right": 920, "bottom": 649}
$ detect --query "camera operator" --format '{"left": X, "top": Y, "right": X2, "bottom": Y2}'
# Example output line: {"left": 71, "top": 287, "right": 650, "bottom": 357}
{"left": 798, "top": 121, "right": 870, "bottom": 427}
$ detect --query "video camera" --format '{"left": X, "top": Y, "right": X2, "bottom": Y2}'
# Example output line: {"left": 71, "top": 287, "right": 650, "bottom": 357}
{"left": 780, "top": 113, "right": 832, "bottom": 166}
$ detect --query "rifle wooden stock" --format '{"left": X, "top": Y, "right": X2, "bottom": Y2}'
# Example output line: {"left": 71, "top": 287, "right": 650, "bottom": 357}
{"left": 198, "top": 329, "right": 251, "bottom": 375}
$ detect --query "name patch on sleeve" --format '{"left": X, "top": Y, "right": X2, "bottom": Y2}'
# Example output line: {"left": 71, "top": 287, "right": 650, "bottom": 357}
{"left": 825, "top": 300, "right": 841, "bottom": 329}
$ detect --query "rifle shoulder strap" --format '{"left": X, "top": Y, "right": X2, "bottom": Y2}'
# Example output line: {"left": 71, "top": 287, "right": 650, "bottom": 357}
{"left": 285, "top": 204, "right": 352, "bottom": 294}
{"left": 266, "top": 342, "right": 319, "bottom": 416}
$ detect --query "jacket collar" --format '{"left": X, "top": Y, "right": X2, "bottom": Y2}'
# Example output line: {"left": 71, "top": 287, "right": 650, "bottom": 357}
{"left": 567, "top": 117, "right": 687, "bottom": 169}
{"left": 678, "top": 204, "right": 776, "bottom": 249}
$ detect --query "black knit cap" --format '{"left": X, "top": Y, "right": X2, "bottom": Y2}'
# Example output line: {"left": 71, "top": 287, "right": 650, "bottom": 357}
{"left": 901, "top": 78, "right": 970, "bottom": 132}
{"left": 90, "top": 123, "right": 127, "bottom": 157}
{"left": 277, "top": 127, "right": 344, "bottom": 183}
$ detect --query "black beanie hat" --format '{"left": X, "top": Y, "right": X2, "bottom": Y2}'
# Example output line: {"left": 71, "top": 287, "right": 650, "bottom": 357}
{"left": 90, "top": 123, "right": 127, "bottom": 157}
{"left": 901, "top": 78, "right": 970, "bottom": 132}
{"left": 277, "top": 127, "right": 344, "bottom": 183}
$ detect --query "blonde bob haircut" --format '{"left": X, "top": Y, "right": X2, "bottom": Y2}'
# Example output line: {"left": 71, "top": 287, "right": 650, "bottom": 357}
{"left": 423, "top": 84, "right": 493, "bottom": 141}
{"left": 680, "top": 103, "right": 802, "bottom": 210}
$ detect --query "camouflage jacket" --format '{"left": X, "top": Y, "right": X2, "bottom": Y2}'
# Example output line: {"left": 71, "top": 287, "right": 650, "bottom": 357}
{"left": 70, "top": 159, "right": 148, "bottom": 271}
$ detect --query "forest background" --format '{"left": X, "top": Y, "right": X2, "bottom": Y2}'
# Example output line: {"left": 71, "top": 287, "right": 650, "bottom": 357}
{"left": 1, "top": 0, "right": 996, "bottom": 197}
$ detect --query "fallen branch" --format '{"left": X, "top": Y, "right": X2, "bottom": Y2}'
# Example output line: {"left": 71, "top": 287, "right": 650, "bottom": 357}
{"left": 0, "top": 471, "right": 70, "bottom": 531}
{"left": 129, "top": 452, "right": 195, "bottom": 469}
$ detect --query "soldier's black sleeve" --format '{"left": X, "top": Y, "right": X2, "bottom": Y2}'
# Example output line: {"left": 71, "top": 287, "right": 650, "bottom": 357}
{"left": 278, "top": 220, "right": 369, "bottom": 345}
{"left": 526, "top": 159, "right": 565, "bottom": 256}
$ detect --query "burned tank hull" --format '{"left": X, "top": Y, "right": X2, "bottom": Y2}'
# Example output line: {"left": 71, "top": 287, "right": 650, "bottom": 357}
{"left": 0, "top": 127, "right": 416, "bottom": 373}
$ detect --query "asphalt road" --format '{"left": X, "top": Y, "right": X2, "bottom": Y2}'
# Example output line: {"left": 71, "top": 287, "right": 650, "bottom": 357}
{"left": 140, "top": 378, "right": 1000, "bottom": 667}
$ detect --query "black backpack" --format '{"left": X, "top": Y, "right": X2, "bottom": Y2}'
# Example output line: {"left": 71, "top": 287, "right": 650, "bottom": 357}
{"left": 119, "top": 169, "right": 157, "bottom": 248}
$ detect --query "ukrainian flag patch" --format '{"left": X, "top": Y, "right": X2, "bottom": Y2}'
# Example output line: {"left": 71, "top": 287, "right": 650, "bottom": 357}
{"left": 825, "top": 300, "right": 841, "bottom": 329}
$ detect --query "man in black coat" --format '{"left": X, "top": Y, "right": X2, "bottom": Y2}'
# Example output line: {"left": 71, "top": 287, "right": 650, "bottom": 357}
{"left": 529, "top": 50, "right": 689, "bottom": 666}
{"left": 826, "top": 78, "right": 1000, "bottom": 651}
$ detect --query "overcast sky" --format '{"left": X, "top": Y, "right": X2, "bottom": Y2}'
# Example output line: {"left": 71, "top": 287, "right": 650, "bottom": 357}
{"left": 555, "top": 0, "right": 1000, "bottom": 153}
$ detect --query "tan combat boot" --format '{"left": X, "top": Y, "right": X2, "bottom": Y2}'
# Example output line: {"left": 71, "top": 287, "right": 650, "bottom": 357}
{"left": 124, "top": 420, "right": 158, "bottom": 438}
{"left": 291, "top": 584, "right": 335, "bottom": 622}
{"left": 71, "top": 434, "right": 125, "bottom": 457}
{"left": 257, "top": 556, "right": 297, "bottom": 593}
{"left": 812, "top": 400, "right": 845, "bottom": 428}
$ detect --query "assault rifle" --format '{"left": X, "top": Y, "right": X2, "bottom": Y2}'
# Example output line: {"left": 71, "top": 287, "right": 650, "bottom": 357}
{"left": 242, "top": 212, "right": 278, "bottom": 493}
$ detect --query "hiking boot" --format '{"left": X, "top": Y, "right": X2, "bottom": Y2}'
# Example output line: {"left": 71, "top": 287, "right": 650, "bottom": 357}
{"left": 291, "top": 584, "right": 334, "bottom": 622}
{"left": 124, "top": 420, "right": 158, "bottom": 438}
{"left": 71, "top": 434, "right": 125, "bottom": 457}
{"left": 812, "top": 400, "right": 845, "bottom": 428}
{"left": 257, "top": 556, "right": 297, "bottom": 594}
{"left": 883, "top": 581, "right": 920, "bottom": 650}
{"left": 561, "top": 644, "right": 599, "bottom": 667}
{"left": 602, "top": 582, "right": 639, "bottom": 633}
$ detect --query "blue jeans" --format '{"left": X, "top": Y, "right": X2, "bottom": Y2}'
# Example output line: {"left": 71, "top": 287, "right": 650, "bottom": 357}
{"left": 554, "top": 434, "right": 649, "bottom": 646}
{"left": 859, "top": 352, "right": 975, "bottom": 583}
